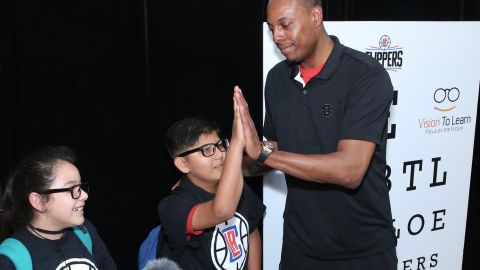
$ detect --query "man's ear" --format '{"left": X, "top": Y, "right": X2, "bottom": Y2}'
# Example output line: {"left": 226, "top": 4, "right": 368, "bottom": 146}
{"left": 311, "top": 5, "right": 323, "bottom": 28}
{"left": 28, "top": 192, "right": 47, "bottom": 213}
{"left": 174, "top": 157, "right": 190, "bottom": 174}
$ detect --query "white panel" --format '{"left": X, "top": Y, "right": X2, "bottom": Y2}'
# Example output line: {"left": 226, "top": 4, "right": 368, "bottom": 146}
{"left": 262, "top": 22, "right": 480, "bottom": 270}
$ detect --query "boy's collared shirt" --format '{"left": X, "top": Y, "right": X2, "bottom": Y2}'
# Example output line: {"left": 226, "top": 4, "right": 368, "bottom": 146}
{"left": 158, "top": 175, "right": 265, "bottom": 270}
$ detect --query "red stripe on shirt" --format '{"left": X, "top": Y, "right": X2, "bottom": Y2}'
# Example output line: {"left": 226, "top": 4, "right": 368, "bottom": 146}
{"left": 186, "top": 204, "right": 204, "bottom": 241}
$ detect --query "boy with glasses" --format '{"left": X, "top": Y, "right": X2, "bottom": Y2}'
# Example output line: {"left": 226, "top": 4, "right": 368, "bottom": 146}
{"left": 157, "top": 101, "right": 265, "bottom": 270}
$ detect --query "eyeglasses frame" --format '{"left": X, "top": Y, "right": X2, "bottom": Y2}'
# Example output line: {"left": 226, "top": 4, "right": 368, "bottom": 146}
{"left": 177, "top": 138, "right": 229, "bottom": 158}
{"left": 38, "top": 183, "right": 89, "bottom": 199}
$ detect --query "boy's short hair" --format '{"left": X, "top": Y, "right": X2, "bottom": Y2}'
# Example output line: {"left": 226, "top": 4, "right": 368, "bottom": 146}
{"left": 165, "top": 117, "right": 221, "bottom": 158}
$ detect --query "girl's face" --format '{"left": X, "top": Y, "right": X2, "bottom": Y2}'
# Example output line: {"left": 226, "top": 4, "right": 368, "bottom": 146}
{"left": 42, "top": 161, "right": 88, "bottom": 230}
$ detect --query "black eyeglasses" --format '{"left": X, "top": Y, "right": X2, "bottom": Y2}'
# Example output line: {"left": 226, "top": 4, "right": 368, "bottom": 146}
{"left": 177, "top": 139, "right": 229, "bottom": 157}
{"left": 38, "top": 183, "right": 89, "bottom": 199}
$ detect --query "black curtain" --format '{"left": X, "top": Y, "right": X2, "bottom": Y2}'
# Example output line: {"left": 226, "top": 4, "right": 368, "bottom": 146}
{"left": 1, "top": 0, "right": 478, "bottom": 269}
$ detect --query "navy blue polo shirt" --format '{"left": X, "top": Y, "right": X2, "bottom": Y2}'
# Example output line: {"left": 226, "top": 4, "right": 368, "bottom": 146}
{"left": 263, "top": 36, "right": 396, "bottom": 259}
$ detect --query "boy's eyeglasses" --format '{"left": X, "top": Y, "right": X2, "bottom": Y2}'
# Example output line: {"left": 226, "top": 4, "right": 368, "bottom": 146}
{"left": 177, "top": 139, "right": 229, "bottom": 157}
{"left": 38, "top": 183, "right": 89, "bottom": 199}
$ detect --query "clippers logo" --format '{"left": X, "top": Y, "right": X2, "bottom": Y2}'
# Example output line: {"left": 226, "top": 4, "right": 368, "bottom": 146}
{"left": 365, "top": 35, "right": 403, "bottom": 72}
{"left": 434, "top": 87, "right": 460, "bottom": 112}
{"left": 211, "top": 213, "right": 249, "bottom": 270}
{"left": 379, "top": 35, "right": 391, "bottom": 49}
{"left": 55, "top": 258, "right": 98, "bottom": 270}
{"left": 321, "top": 104, "right": 333, "bottom": 117}
{"left": 222, "top": 226, "right": 242, "bottom": 261}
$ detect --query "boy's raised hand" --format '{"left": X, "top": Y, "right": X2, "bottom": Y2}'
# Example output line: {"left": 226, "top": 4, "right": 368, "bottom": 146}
{"left": 233, "top": 85, "right": 261, "bottom": 160}
{"left": 231, "top": 90, "right": 245, "bottom": 148}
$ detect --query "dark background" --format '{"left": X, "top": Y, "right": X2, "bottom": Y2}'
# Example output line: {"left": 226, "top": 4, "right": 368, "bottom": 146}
{"left": 1, "top": 0, "right": 478, "bottom": 269}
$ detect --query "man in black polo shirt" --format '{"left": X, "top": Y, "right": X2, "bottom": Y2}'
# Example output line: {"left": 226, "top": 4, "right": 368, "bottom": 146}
{"left": 233, "top": 0, "right": 397, "bottom": 269}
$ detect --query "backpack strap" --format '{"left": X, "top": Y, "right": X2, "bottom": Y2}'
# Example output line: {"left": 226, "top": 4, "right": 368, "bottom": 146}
{"left": 73, "top": 225, "right": 92, "bottom": 255}
{"left": 0, "top": 238, "right": 33, "bottom": 270}
{"left": 0, "top": 225, "right": 92, "bottom": 269}
{"left": 138, "top": 225, "right": 162, "bottom": 270}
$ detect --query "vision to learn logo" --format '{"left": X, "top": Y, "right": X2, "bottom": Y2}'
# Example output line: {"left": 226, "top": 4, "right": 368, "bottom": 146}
{"left": 365, "top": 35, "right": 403, "bottom": 72}
{"left": 418, "top": 86, "right": 472, "bottom": 135}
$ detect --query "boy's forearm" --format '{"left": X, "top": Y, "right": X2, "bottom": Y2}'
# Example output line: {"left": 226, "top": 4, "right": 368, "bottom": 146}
{"left": 213, "top": 141, "right": 244, "bottom": 218}
{"left": 191, "top": 141, "right": 245, "bottom": 230}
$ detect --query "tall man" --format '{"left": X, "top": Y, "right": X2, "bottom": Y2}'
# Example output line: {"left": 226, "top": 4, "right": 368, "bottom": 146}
{"left": 233, "top": 0, "right": 397, "bottom": 269}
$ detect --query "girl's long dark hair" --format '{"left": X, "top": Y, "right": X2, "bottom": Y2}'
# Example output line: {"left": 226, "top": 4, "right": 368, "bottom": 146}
{"left": 0, "top": 146, "right": 76, "bottom": 241}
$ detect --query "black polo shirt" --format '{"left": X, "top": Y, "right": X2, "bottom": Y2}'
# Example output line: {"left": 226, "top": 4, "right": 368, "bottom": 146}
{"left": 263, "top": 36, "right": 396, "bottom": 259}
{"left": 158, "top": 175, "right": 266, "bottom": 269}
{"left": 0, "top": 219, "right": 117, "bottom": 270}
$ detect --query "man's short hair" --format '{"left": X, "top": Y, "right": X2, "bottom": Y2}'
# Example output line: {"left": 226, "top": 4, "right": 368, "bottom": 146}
{"left": 297, "top": 0, "right": 322, "bottom": 10}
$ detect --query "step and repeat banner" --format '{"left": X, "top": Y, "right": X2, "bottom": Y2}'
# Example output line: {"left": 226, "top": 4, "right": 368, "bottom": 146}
{"left": 262, "top": 22, "right": 480, "bottom": 270}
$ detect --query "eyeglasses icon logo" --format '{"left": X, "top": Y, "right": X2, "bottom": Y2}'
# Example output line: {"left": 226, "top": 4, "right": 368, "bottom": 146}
{"left": 434, "top": 87, "right": 460, "bottom": 112}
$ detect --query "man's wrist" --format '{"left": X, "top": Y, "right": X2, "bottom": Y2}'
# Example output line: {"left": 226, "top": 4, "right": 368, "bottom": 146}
{"left": 254, "top": 141, "right": 275, "bottom": 165}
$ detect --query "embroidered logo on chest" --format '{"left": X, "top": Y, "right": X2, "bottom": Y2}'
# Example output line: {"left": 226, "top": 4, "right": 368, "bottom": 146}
{"left": 210, "top": 212, "right": 249, "bottom": 270}
{"left": 321, "top": 104, "right": 333, "bottom": 117}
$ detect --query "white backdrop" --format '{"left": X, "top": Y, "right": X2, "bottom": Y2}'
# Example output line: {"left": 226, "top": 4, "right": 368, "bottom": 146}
{"left": 262, "top": 22, "right": 480, "bottom": 270}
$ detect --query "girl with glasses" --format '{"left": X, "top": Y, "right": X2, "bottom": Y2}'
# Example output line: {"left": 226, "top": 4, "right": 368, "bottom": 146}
{"left": 0, "top": 146, "right": 117, "bottom": 270}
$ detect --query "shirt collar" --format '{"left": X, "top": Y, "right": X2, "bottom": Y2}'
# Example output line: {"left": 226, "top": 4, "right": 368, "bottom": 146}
{"left": 289, "top": 35, "right": 344, "bottom": 81}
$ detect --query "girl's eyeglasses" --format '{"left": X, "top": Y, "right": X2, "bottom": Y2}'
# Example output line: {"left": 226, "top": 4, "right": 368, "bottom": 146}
{"left": 38, "top": 183, "right": 89, "bottom": 199}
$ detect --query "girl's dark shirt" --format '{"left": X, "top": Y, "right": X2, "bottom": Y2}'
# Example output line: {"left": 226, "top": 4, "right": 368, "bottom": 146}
{"left": 0, "top": 219, "right": 117, "bottom": 270}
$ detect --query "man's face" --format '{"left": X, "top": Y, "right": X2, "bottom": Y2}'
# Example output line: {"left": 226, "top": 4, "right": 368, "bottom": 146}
{"left": 267, "top": 0, "right": 318, "bottom": 64}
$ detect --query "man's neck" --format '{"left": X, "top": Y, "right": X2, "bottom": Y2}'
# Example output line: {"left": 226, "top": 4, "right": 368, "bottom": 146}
{"left": 301, "top": 34, "right": 334, "bottom": 69}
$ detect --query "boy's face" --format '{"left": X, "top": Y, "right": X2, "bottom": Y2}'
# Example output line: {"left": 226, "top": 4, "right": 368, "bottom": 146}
{"left": 179, "top": 131, "right": 225, "bottom": 188}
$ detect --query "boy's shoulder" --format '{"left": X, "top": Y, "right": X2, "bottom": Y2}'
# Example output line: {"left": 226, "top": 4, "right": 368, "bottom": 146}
{"left": 158, "top": 185, "right": 196, "bottom": 207}
{"left": 162, "top": 176, "right": 214, "bottom": 202}
{"left": 158, "top": 178, "right": 206, "bottom": 215}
